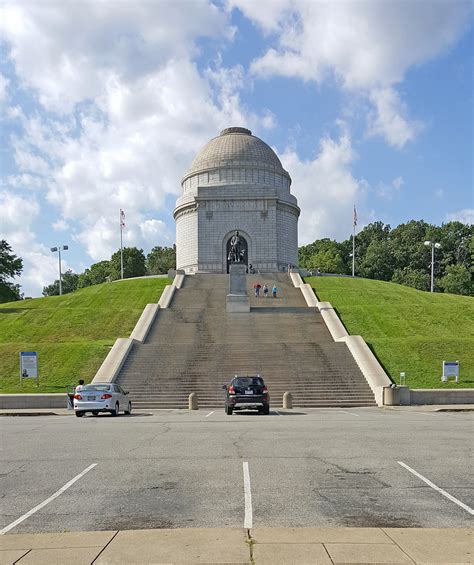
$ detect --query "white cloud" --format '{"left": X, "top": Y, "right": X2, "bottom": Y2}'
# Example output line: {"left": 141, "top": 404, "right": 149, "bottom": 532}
{"left": 445, "top": 208, "right": 474, "bottom": 225}
{"left": 0, "top": 73, "right": 9, "bottom": 105}
{"left": 0, "top": 189, "right": 60, "bottom": 296}
{"left": 52, "top": 219, "right": 69, "bottom": 231}
{"left": 237, "top": 0, "right": 471, "bottom": 147}
{"left": 367, "top": 87, "right": 423, "bottom": 148}
{"left": 281, "top": 126, "right": 363, "bottom": 243}
{"left": 375, "top": 175, "right": 405, "bottom": 200}
{"left": 0, "top": 0, "right": 231, "bottom": 113}
{"left": 1, "top": 1, "right": 276, "bottom": 294}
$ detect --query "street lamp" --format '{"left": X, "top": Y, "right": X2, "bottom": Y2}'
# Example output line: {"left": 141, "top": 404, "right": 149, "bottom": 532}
{"left": 50, "top": 245, "right": 69, "bottom": 295}
{"left": 424, "top": 240, "right": 441, "bottom": 293}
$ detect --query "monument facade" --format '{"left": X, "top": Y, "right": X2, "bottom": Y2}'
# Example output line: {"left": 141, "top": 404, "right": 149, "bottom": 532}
{"left": 174, "top": 127, "right": 300, "bottom": 273}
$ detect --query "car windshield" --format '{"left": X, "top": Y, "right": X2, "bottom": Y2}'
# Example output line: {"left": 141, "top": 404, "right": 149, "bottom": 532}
{"left": 82, "top": 384, "right": 111, "bottom": 392}
{"left": 233, "top": 377, "right": 263, "bottom": 387}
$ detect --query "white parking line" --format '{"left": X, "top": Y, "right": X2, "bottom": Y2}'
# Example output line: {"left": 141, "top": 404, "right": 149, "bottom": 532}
{"left": 242, "top": 461, "right": 253, "bottom": 528}
{"left": 205, "top": 411, "right": 215, "bottom": 418}
{"left": 398, "top": 461, "right": 474, "bottom": 516}
{"left": 338, "top": 410, "right": 360, "bottom": 417}
{"left": 0, "top": 463, "right": 97, "bottom": 535}
{"left": 274, "top": 410, "right": 281, "bottom": 416}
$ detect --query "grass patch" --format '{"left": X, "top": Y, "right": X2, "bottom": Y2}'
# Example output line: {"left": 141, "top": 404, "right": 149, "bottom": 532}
{"left": 306, "top": 276, "right": 474, "bottom": 389}
{"left": 0, "top": 278, "right": 169, "bottom": 393}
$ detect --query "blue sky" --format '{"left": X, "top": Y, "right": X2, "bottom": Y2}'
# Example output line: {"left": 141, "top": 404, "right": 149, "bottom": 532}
{"left": 0, "top": 0, "right": 472, "bottom": 297}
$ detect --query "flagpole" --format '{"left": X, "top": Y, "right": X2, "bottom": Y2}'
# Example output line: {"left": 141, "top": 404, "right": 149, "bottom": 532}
{"left": 120, "top": 209, "right": 124, "bottom": 280}
{"left": 352, "top": 222, "right": 355, "bottom": 277}
{"left": 352, "top": 205, "right": 356, "bottom": 278}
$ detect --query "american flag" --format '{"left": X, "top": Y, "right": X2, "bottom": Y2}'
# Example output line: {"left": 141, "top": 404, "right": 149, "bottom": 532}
{"left": 120, "top": 209, "right": 125, "bottom": 229}
{"left": 353, "top": 205, "right": 357, "bottom": 227}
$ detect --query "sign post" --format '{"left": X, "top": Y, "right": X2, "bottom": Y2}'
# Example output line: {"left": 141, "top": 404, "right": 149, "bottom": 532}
{"left": 442, "top": 361, "right": 459, "bottom": 383}
{"left": 20, "top": 351, "right": 39, "bottom": 387}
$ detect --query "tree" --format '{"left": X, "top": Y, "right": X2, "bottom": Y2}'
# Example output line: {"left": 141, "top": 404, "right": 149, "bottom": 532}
{"left": 299, "top": 239, "right": 347, "bottom": 272}
{"left": 0, "top": 282, "right": 22, "bottom": 303}
{"left": 43, "top": 270, "right": 80, "bottom": 296}
{"left": 307, "top": 248, "right": 346, "bottom": 273}
{"left": 78, "top": 260, "right": 111, "bottom": 288}
{"left": 391, "top": 267, "right": 430, "bottom": 291}
{"left": 109, "top": 247, "right": 146, "bottom": 280}
{"left": 146, "top": 245, "right": 176, "bottom": 275}
{"left": 358, "top": 239, "right": 395, "bottom": 281}
{"left": 438, "top": 264, "right": 473, "bottom": 296}
{"left": 389, "top": 220, "right": 432, "bottom": 272}
{"left": 0, "top": 240, "right": 23, "bottom": 303}
{"left": 436, "top": 221, "right": 472, "bottom": 273}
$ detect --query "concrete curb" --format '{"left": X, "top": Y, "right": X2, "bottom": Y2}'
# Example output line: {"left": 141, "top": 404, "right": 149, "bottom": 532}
{"left": 0, "top": 394, "right": 66, "bottom": 410}
{"left": 92, "top": 337, "right": 134, "bottom": 384}
{"left": 337, "top": 335, "right": 392, "bottom": 406}
{"left": 129, "top": 304, "right": 160, "bottom": 342}
{"left": 0, "top": 527, "right": 471, "bottom": 564}
{"left": 158, "top": 284, "right": 176, "bottom": 308}
{"left": 317, "top": 301, "right": 349, "bottom": 341}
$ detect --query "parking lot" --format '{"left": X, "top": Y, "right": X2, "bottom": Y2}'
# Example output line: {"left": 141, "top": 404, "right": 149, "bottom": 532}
{"left": 1, "top": 408, "right": 472, "bottom": 535}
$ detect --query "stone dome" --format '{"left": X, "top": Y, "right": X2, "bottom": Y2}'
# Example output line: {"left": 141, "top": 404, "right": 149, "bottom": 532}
{"left": 183, "top": 127, "right": 290, "bottom": 182}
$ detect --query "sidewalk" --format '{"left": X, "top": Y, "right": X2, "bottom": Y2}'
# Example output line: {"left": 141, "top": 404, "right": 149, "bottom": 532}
{"left": 1, "top": 405, "right": 473, "bottom": 416}
{"left": 0, "top": 527, "right": 472, "bottom": 564}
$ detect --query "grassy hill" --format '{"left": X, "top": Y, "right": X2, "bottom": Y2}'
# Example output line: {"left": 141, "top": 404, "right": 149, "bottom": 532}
{"left": 0, "top": 278, "right": 170, "bottom": 393}
{"left": 306, "top": 276, "right": 474, "bottom": 389}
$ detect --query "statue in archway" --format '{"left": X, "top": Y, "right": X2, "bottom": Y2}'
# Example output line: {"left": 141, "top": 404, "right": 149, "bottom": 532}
{"left": 228, "top": 231, "right": 244, "bottom": 263}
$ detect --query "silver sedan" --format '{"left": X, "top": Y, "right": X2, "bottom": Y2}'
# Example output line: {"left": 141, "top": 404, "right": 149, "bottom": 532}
{"left": 74, "top": 383, "right": 132, "bottom": 417}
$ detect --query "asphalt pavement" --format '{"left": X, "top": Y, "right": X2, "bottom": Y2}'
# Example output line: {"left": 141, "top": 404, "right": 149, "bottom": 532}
{"left": 0, "top": 408, "right": 473, "bottom": 535}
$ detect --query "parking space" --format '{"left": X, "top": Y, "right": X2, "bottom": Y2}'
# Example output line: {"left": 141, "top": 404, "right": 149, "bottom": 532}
{"left": 0, "top": 408, "right": 472, "bottom": 534}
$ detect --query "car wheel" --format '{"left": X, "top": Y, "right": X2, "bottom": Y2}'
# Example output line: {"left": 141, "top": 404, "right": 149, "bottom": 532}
{"left": 110, "top": 402, "right": 119, "bottom": 416}
{"left": 125, "top": 402, "right": 132, "bottom": 415}
{"left": 92, "top": 411, "right": 99, "bottom": 416}
{"left": 226, "top": 405, "right": 233, "bottom": 415}
{"left": 75, "top": 411, "right": 84, "bottom": 418}
{"left": 263, "top": 406, "right": 270, "bottom": 415}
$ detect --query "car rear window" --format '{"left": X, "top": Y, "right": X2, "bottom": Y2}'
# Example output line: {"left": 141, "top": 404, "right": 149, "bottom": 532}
{"left": 233, "top": 377, "right": 264, "bottom": 387}
{"left": 82, "top": 384, "right": 111, "bottom": 392}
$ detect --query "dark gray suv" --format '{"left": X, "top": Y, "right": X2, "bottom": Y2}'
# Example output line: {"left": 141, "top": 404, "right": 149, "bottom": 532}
{"left": 223, "top": 375, "right": 270, "bottom": 415}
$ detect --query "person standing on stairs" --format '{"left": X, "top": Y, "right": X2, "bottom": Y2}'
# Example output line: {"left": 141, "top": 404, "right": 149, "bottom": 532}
{"left": 272, "top": 284, "right": 277, "bottom": 298}
{"left": 263, "top": 284, "right": 268, "bottom": 298}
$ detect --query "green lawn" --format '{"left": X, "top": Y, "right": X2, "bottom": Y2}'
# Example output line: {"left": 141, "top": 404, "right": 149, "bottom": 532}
{"left": 0, "top": 278, "right": 170, "bottom": 393}
{"left": 306, "top": 276, "right": 474, "bottom": 389}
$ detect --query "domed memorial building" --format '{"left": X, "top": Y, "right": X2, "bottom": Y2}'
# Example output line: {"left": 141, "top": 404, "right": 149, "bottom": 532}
{"left": 174, "top": 127, "right": 300, "bottom": 273}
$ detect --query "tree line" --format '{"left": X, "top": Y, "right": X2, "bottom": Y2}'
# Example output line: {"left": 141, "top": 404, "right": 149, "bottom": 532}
{"left": 42, "top": 245, "right": 176, "bottom": 296}
{"left": 299, "top": 220, "right": 473, "bottom": 296}
{"left": 1, "top": 219, "right": 472, "bottom": 302}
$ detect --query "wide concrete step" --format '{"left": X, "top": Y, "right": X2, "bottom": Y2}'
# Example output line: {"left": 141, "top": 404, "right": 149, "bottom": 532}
{"left": 116, "top": 273, "right": 376, "bottom": 408}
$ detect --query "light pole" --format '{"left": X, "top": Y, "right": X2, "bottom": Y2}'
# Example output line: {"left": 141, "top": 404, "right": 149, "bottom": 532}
{"left": 424, "top": 240, "right": 441, "bottom": 293}
{"left": 50, "top": 245, "right": 69, "bottom": 295}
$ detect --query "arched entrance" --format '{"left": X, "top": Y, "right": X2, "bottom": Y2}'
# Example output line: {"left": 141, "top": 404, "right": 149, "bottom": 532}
{"left": 226, "top": 232, "right": 248, "bottom": 273}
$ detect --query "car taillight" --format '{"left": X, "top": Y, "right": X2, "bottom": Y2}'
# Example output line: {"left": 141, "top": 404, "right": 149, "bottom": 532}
{"left": 101, "top": 393, "right": 112, "bottom": 399}
{"left": 74, "top": 394, "right": 82, "bottom": 400}
{"left": 228, "top": 385, "right": 235, "bottom": 394}
{"left": 262, "top": 387, "right": 268, "bottom": 394}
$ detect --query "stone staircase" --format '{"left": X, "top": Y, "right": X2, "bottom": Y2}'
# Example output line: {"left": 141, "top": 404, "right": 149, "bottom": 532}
{"left": 115, "top": 273, "right": 376, "bottom": 409}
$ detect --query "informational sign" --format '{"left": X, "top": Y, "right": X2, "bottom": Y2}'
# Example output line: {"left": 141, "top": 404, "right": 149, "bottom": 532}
{"left": 20, "top": 351, "right": 38, "bottom": 379}
{"left": 442, "top": 361, "right": 459, "bottom": 383}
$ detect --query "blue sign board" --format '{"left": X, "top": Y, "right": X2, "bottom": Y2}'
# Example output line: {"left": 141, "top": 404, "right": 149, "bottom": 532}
{"left": 20, "top": 351, "right": 38, "bottom": 379}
